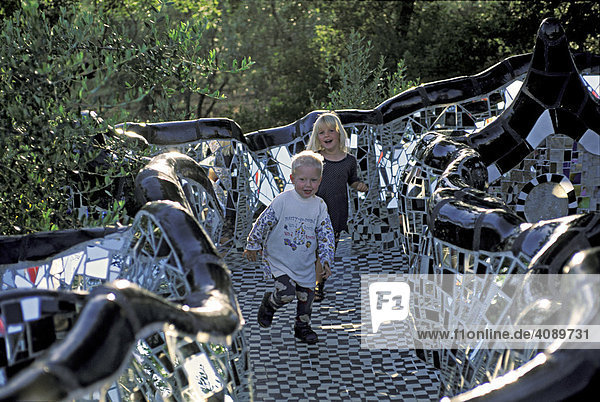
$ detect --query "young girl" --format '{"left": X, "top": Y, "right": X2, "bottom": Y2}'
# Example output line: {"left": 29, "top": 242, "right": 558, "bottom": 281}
{"left": 307, "top": 112, "right": 368, "bottom": 301}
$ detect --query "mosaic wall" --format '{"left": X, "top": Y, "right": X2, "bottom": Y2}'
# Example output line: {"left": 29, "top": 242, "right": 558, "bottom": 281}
{"left": 490, "top": 134, "right": 600, "bottom": 221}
{"left": 400, "top": 18, "right": 600, "bottom": 399}
{"left": 0, "top": 205, "right": 250, "bottom": 399}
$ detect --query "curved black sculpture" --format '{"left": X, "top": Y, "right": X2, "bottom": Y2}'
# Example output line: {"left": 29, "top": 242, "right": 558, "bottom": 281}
{"left": 0, "top": 200, "right": 243, "bottom": 400}
{"left": 135, "top": 201, "right": 239, "bottom": 313}
{"left": 115, "top": 118, "right": 247, "bottom": 146}
{"left": 451, "top": 248, "right": 600, "bottom": 402}
{"left": 419, "top": 132, "right": 600, "bottom": 268}
{"left": 134, "top": 151, "right": 220, "bottom": 216}
{"left": 403, "top": 18, "right": 600, "bottom": 397}
{"left": 242, "top": 47, "right": 598, "bottom": 153}
{"left": 421, "top": 17, "right": 600, "bottom": 269}
{"left": 0, "top": 226, "right": 125, "bottom": 265}
{"left": 0, "top": 278, "right": 239, "bottom": 401}
{"left": 1, "top": 15, "right": 599, "bottom": 401}
{"left": 456, "top": 18, "right": 600, "bottom": 180}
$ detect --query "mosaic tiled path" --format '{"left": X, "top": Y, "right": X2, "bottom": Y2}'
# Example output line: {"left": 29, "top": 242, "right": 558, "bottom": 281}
{"left": 225, "top": 237, "right": 441, "bottom": 401}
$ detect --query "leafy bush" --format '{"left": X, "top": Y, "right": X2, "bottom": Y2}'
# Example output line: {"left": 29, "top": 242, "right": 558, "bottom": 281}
{"left": 312, "top": 30, "right": 420, "bottom": 110}
{"left": 0, "top": 1, "right": 251, "bottom": 235}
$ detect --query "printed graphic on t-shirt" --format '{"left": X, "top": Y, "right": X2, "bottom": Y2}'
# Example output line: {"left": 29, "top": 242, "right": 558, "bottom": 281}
{"left": 282, "top": 216, "right": 316, "bottom": 251}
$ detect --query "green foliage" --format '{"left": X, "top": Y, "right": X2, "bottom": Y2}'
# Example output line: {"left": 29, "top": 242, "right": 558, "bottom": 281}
{"left": 505, "top": 1, "right": 599, "bottom": 54}
{"left": 211, "top": 0, "right": 326, "bottom": 132}
{"left": 214, "top": 0, "right": 598, "bottom": 131}
{"left": 0, "top": 0, "right": 251, "bottom": 235}
{"left": 400, "top": 1, "right": 599, "bottom": 82}
{"left": 313, "top": 30, "right": 419, "bottom": 110}
{"left": 1, "top": 0, "right": 596, "bottom": 236}
{"left": 0, "top": 0, "right": 21, "bottom": 19}
{"left": 315, "top": 0, "right": 416, "bottom": 86}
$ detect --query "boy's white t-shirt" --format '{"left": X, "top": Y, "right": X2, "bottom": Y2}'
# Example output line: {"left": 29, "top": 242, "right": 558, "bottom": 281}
{"left": 246, "top": 189, "right": 335, "bottom": 288}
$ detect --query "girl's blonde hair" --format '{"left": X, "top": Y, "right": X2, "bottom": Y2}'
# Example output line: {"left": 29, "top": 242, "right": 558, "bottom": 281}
{"left": 291, "top": 150, "right": 324, "bottom": 176}
{"left": 307, "top": 112, "right": 349, "bottom": 154}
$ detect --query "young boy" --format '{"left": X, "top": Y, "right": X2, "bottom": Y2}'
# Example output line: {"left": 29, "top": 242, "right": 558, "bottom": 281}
{"left": 243, "top": 150, "right": 335, "bottom": 344}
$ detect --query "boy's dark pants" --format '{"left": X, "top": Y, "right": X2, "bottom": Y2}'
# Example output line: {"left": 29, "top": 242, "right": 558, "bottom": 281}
{"left": 268, "top": 274, "right": 315, "bottom": 326}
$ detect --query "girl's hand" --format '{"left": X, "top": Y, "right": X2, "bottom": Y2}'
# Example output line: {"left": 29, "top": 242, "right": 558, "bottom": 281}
{"left": 321, "top": 261, "right": 332, "bottom": 280}
{"left": 244, "top": 249, "right": 261, "bottom": 261}
{"left": 353, "top": 181, "right": 368, "bottom": 192}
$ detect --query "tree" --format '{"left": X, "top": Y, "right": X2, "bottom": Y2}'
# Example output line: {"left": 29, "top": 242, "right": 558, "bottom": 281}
{"left": 208, "top": 0, "right": 328, "bottom": 132}
{"left": 0, "top": 0, "right": 250, "bottom": 235}
{"left": 313, "top": 30, "right": 420, "bottom": 110}
{"left": 506, "top": 1, "right": 599, "bottom": 53}
{"left": 212, "top": 0, "right": 598, "bottom": 131}
{"left": 401, "top": 1, "right": 599, "bottom": 82}
{"left": 315, "top": 0, "right": 416, "bottom": 85}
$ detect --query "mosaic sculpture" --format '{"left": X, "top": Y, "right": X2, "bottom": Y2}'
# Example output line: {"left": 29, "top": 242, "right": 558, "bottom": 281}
{"left": 114, "top": 17, "right": 600, "bottom": 399}
{"left": 0, "top": 203, "right": 249, "bottom": 400}
{"left": 401, "top": 17, "right": 600, "bottom": 397}
{"left": 450, "top": 247, "right": 600, "bottom": 402}
{"left": 115, "top": 119, "right": 257, "bottom": 255}
{"left": 1, "top": 16, "right": 599, "bottom": 401}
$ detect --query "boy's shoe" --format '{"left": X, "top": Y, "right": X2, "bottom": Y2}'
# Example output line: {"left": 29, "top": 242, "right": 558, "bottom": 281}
{"left": 314, "top": 281, "right": 325, "bottom": 302}
{"left": 294, "top": 324, "right": 318, "bottom": 344}
{"left": 257, "top": 292, "right": 276, "bottom": 328}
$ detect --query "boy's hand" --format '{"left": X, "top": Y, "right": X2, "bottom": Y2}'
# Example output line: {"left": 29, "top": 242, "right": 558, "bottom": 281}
{"left": 321, "top": 261, "right": 332, "bottom": 280}
{"left": 243, "top": 249, "right": 261, "bottom": 262}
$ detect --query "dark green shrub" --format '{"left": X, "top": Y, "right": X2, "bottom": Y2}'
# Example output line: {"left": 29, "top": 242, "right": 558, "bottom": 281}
{"left": 0, "top": 1, "right": 250, "bottom": 235}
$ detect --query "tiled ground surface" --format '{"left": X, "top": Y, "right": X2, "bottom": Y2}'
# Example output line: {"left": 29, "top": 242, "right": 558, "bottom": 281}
{"left": 225, "top": 236, "right": 441, "bottom": 401}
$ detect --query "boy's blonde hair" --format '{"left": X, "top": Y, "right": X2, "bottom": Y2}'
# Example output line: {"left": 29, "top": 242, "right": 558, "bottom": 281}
{"left": 291, "top": 150, "right": 324, "bottom": 176}
{"left": 307, "top": 112, "right": 349, "bottom": 154}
